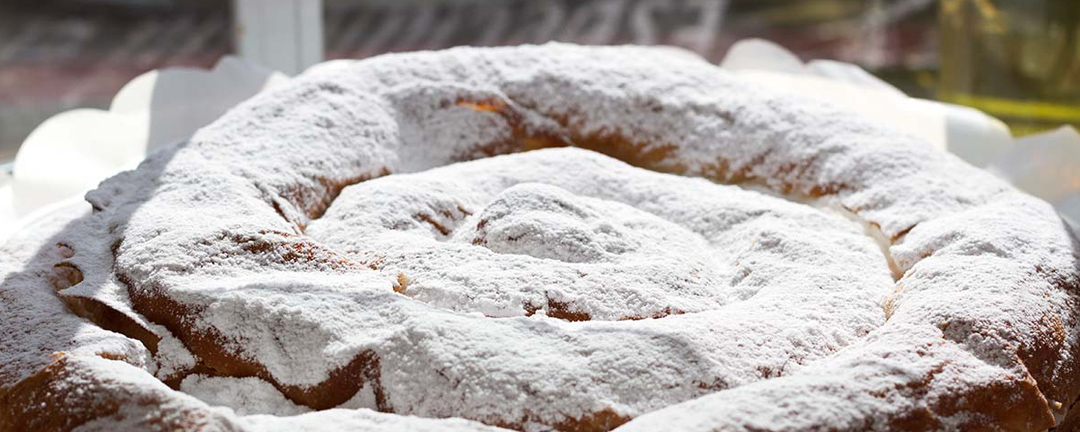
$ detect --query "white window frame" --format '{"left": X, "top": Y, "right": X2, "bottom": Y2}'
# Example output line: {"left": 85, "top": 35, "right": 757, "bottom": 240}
{"left": 233, "top": 0, "right": 324, "bottom": 75}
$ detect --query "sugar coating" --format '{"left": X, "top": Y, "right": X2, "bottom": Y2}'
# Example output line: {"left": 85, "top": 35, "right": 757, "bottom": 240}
{"left": 0, "top": 202, "right": 152, "bottom": 390}
{"left": 300, "top": 149, "right": 893, "bottom": 424}
{"left": 306, "top": 149, "right": 891, "bottom": 322}
{"left": 0, "top": 43, "right": 1077, "bottom": 431}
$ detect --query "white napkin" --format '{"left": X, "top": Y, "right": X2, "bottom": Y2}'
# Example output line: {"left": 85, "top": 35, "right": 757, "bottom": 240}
{"left": 989, "top": 126, "right": 1080, "bottom": 230}
{"left": 0, "top": 57, "right": 287, "bottom": 242}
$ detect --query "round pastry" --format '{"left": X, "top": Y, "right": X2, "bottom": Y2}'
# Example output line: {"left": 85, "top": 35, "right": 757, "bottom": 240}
{"left": 2, "top": 43, "right": 1079, "bottom": 432}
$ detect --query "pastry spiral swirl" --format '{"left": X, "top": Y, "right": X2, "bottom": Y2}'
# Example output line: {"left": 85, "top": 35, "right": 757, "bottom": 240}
{"left": 2, "top": 43, "right": 1079, "bottom": 432}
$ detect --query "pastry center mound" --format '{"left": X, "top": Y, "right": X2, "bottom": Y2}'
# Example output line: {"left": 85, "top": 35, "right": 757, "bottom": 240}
{"left": 304, "top": 148, "right": 894, "bottom": 322}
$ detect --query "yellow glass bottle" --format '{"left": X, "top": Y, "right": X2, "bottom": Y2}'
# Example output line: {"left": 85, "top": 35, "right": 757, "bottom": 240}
{"left": 939, "top": 0, "right": 1080, "bottom": 136}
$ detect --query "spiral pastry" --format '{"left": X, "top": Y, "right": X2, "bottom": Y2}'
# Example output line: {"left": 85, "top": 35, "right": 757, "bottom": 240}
{"left": 2, "top": 44, "right": 1078, "bottom": 432}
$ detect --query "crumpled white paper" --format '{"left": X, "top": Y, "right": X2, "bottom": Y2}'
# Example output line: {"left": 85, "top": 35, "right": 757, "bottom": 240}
{"left": 2, "top": 40, "right": 1078, "bottom": 243}
{"left": 0, "top": 57, "right": 288, "bottom": 241}
{"left": 719, "top": 38, "right": 1016, "bottom": 166}
{"left": 989, "top": 126, "right": 1080, "bottom": 230}
{"left": 720, "top": 38, "right": 1080, "bottom": 233}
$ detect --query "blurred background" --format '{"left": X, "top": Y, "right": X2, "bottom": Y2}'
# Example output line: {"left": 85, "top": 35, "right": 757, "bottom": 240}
{"left": 1, "top": 0, "right": 1077, "bottom": 164}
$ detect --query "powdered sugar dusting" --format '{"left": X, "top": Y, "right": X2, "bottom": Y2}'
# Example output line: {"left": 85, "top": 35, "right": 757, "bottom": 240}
{"left": 0, "top": 202, "right": 152, "bottom": 390}
{"left": 2, "top": 43, "right": 1078, "bottom": 431}
{"left": 180, "top": 375, "right": 311, "bottom": 416}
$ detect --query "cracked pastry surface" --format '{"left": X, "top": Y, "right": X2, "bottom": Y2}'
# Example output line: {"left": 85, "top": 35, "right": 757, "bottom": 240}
{"left": 2, "top": 43, "right": 1079, "bottom": 432}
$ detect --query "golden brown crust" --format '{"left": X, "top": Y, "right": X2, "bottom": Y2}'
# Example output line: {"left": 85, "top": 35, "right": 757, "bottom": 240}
{"left": 0, "top": 355, "right": 229, "bottom": 432}
{"left": 0, "top": 355, "right": 119, "bottom": 432}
